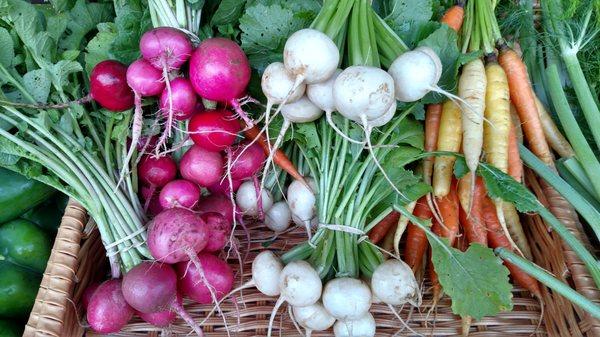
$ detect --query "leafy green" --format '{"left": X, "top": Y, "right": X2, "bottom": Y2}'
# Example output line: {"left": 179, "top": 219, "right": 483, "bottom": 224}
{"left": 385, "top": 0, "right": 434, "bottom": 46}
{"left": 478, "top": 163, "right": 541, "bottom": 213}
{"left": 109, "top": 5, "right": 151, "bottom": 64}
{"left": 58, "top": 0, "right": 113, "bottom": 51}
{"left": 84, "top": 23, "right": 116, "bottom": 74}
{"left": 210, "top": 0, "right": 246, "bottom": 26}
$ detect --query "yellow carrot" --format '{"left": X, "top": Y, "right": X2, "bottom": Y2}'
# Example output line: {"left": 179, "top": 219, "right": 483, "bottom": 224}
{"left": 433, "top": 101, "right": 462, "bottom": 197}
{"left": 534, "top": 95, "right": 575, "bottom": 158}
{"left": 483, "top": 60, "right": 510, "bottom": 174}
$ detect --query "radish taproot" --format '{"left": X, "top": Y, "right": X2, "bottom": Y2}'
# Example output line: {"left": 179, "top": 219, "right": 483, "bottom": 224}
{"left": 207, "top": 177, "right": 242, "bottom": 195}
{"left": 322, "top": 277, "right": 372, "bottom": 320}
{"left": 147, "top": 208, "right": 208, "bottom": 263}
{"left": 180, "top": 145, "right": 224, "bottom": 187}
{"left": 196, "top": 193, "right": 235, "bottom": 224}
{"left": 122, "top": 262, "right": 203, "bottom": 336}
{"left": 137, "top": 293, "right": 181, "bottom": 327}
{"left": 159, "top": 77, "right": 197, "bottom": 121}
{"left": 188, "top": 109, "right": 240, "bottom": 152}
{"left": 229, "top": 141, "right": 266, "bottom": 180}
{"left": 87, "top": 279, "right": 134, "bottom": 334}
{"left": 176, "top": 252, "right": 234, "bottom": 304}
{"left": 201, "top": 212, "right": 231, "bottom": 252}
{"left": 138, "top": 155, "right": 177, "bottom": 188}
{"left": 90, "top": 60, "right": 134, "bottom": 112}
{"left": 140, "top": 27, "right": 193, "bottom": 70}
{"left": 159, "top": 179, "right": 201, "bottom": 209}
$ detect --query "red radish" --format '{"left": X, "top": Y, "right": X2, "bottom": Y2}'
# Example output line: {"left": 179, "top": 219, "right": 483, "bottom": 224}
{"left": 140, "top": 185, "right": 165, "bottom": 216}
{"left": 87, "top": 279, "right": 134, "bottom": 334}
{"left": 201, "top": 212, "right": 231, "bottom": 252}
{"left": 140, "top": 27, "right": 193, "bottom": 70}
{"left": 207, "top": 177, "right": 242, "bottom": 195}
{"left": 188, "top": 109, "right": 240, "bottom": 152}
{"left": 82, "top": 282, "right": 100, "bottom": 310}
{"left": 147, "top": 208, "right": 208, "bottom": 263}
{"left": 180, "top": 145, "right": 224, "bottom": 187}
{"left": 176, "top": 252, "right": 234, "bottom": 304}
{"left": 138, "top": 155, "right": 177, "bottom": 187}
{"left": 196, "top": 193, "right": 234, "bottom": 223}
{"left": 159, "top": 179, "right": 201, "bottom": 209}
{"left": 188, "top": 38, "right": 253, "bottom": 125}
{"left": 126, "top": 59, "right": 165, "bottom": 96}
{"left": 137, "top": 293, "right": 181, "bottom": 327}
{"left": 134, "top": 135, "right": 159, "bottom": 152}
{"left": 159, "top": 77, "right": 197, "bottom": 121}
{"left": 229, "top": 141, "right": 266, "bottom": 180}
{"left": 122, "top": 262, "right": 203, "bottom": 336}
{"left": 90, "top": 60, "right": 134, "bottom": 112}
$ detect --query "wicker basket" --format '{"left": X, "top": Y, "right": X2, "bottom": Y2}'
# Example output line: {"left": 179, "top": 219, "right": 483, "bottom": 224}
{"left": 23, "top": 193, "right": 599, "bottom": 337}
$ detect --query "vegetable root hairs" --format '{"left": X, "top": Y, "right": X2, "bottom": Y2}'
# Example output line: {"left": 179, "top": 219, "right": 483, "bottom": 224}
{"left": 252, "top": 175, "right": 265, "bottom": 221}
{"left": 326, "top": 110, "right": 365, "bottom": 145}
{"left": 155, "top": 64, "right": 175, "bottom": 156}
{"left": 267, "top": 296, "right": 286, "bottom": 337}
{"left": 224, "top": 147, "right": 245, "bottom": 280}
{"left": 117, "top": 91, "right": 144, "bottom": 188}
{"left": 388, "top": 304, "right": 422, "bottom": 337}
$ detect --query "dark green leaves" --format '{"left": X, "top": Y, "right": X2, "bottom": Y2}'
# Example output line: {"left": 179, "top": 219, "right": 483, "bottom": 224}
{"left": 385, "top": 0, "right": 435, "bottom": 46}
{"left": 478, "top": 163, "right": 542, "bottom": 214}
{"left": 109, "top": 5, "right": 151, "bottom": 64}
{"left": 58, "top": 0, "right": 113, "bottom": 51}
{"left": 210, "top": 0, "right": 246, "bottom": 26}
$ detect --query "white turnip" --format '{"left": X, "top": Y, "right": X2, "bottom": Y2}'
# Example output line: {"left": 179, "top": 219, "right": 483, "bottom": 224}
{"left": 322, "top": 277, "right": 372, "bottom": 321}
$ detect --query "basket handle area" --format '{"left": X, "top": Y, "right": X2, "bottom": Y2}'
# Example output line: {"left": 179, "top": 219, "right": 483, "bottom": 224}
{"left": 23, "top": 199, "right": 87, "bottom": 337}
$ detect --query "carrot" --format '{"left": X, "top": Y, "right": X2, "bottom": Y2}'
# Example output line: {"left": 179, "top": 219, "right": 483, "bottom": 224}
{"left": 458, "top": 175, "right": 487, "bottom": 246}
{"left": 368, "top": 211, "right": 400, "bottom": 244}
{"left": 441, "top": 0, "right": 465, "bottom": 32}
{"left": 458, "top": 58, "right": 487, "bottom": 174}
{"left": 507, "top": 120, "right": 523, "bottom": 182}
{"left": 502, "top": 202, "right": 533, "bottom": 260}
{"left": 483, "top": 57, "right": 510, "bottom": 174}
{"left": 424, "top": 104, "right": 442, "bottom": 185}
{"left": 482, "top": 196, "right": 542, "bottom": 297}
{"left": 404, "top": 197, "right": 433, "bottom": 272}
{"left": 509, "top": 103, "right": 523, "bottom": 142}
{"left": 241, "top": 122, "right": 305, "bottom": 182}
{"left": 392, "top": 201, "right": 417, "bottom": 257}
{"left": 433, "top": 101, "right": 462, "bottom": 197}
{"left": 497, "top": 43, "right": 553, "bottom": 166}
{"left": 534, "top": 95, "right": 575, "bottom": 158}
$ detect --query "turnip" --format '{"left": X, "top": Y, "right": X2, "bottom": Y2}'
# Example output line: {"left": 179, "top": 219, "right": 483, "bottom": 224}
{"left": 188, "top": 38, "right": 253, "bottom": 125}
{"left": 188, "top": 109, "right": 241, "bottom": 152}
{"left": 122, "top": 262, "right": 203, "bottom": 336}
{"left": 90, "top": 60, "right": 134, "bottom": 112}
{"left": 159, "top": 179, "right": 201, "bottom": 209}
{"left": 87, "top": 279, "right": 134, "bottom": 334}
{"left": 201, "top": 212, "right": 231, "bottom": 252}
{"left": 287, "top": 178, "right": 317, "bottom": 238}
{"left": 159, "top": 77, "right": 197, "bottom": 121}
{"left": 283, "top": 29, "right": 339, "bottom": 85}
{"left": 333, "top": 312, "right": 376, "bottom": 337}
{"left": 322, "top": 277, "right": 372, "bottom": 321}
{"left": 267, "top": 260, "right": 322, "bottom": 336}
{"left": 370, "top": 100, "right": 397, "bottom": 128}
{"left": 265, "top": 201, "right": 292, "bottom": 232}
{"left": 387, "top": 46, "right": 443, "bottom": 102}
{"left": 229, "top": 141, "right": 266, "bottom": 180}
{"left": 180, "top": 145, "right": 224, "bottom": 187}
{"left": 291, "top": 302, "right": 335, "bottom": 336}
{"left": 236, "top": 180, "right": 273, "bottom": 217}
{"left": 370, "top": 259, "right": 420, "bottom": 307}
{"left": 137, "top": 293, "right": 181, "bottom": 327}
{"left": 147, "top": 208, "right": 208, "bottom": 263}
{"left": 196, "top": 193, "right": 234, "bottom": 224}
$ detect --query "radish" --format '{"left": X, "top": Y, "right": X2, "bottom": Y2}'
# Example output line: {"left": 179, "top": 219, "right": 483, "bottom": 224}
{"left": 229, "top": 141, "right": 266, "bottom": 180}
{"left": 159, "top": 77, "right": 197, "bottom": 121}
{"left": 90, "top": 60, "right": 134, "bottom": 112}
{"left": 196, "top": 193, "right": 234, "bottom": 224}
{"left": 122, "top": 262, "right": 203, "bottom": 336}
{"left": 147, "top": 208, "right": 208, "bottom": 263}
{"left": 333, "top": 312, "right": 376, "bottom": 337}
{"left": 267, "top": 260, "right": 322, "bottom": 337}
{"left": 188, "top": 38, "right": 253, "bottom": 125}
{"left": 138, "top": 155, "right": 177, "bottom": 188}
{"left": 126, "top": 58, "right": 165, "bottom": 97}
{"left": 188, "top": 109, "right": 240, "bottom": 152}
{"left": 140, "top": 185, "right": 164, "bottom": 217}
{"left": 370, "top": 259, "right": 420, "bottom": 307}
{"left": 322, "top": 277, "right": 372, "bottom": 320}
{"left": 207, "top": 177, "right": 242, "bottom": 195}
{"left": 265, "top": 201, "right": 292, "bottom": 232}
{"left": 137, "top": 293, "right": 181, "bottom": 327}
{"left": 159, "top": 179, "right": 201, "bottom": 209}
{"left": 388, "top": 46, "right": 443, "bottom": 102}
{"left": 287, "top": 178, "right": 317, "bottom": 238}
{"left": 370, "top": 100, "right": 397, "bottom": 128}
{"left": 180, "top": 145, "right": 224, "bottom": 187}
{"left": 236, "top": 180, "right": 273, "bottom": 217}
{"left": 176, "top": 252, "right": 234, "bottom": 304}
{"left": 283, "top": 29, "right": 339, "bottom": 85}
{"left": 201, "top": 212, "right": 231, "bottom": 252}
{"left": 292, "top": 302, "right": 336, "bottom": 336}
{"left": 87, "top": 279, "right": 134, "bottom": 334}
{"left": 82, "top": 282, "right": 100, "bottom": 310}
{"left": 140, "top": 27, "right": 193, "bottom": 70}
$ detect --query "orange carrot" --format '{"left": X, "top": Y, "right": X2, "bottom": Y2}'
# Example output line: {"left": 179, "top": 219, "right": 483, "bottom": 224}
{"left": 241, "top": 122, "right": 304, "bottom": 182}
{"left": 424, "top": 104, "right": 443, "bottom": 185}
{"left": 482, "top": 196, "right": 542, "bottom": 297}
{"left": 458, "top": 176, "right": 487, "bottom": 246}
{"left": 368, "top": 211, "right": 400, "bottom": 244}
{"left": 498, "top": 43, "right": 553, "bottom": 166}
{"left": 441, "top": 0, "right": 465, "bottom": 32}
{"left": 507, "top": 120, "right": 523, "bottom": 183}
{"left": 404, "top": 197, "right": 433, "bottom": 272}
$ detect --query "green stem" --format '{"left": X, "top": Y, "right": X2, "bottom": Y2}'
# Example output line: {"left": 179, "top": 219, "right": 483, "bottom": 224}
{"left": 556, "top": 159, "right": 600, "bottom": 209}
{"left": 559, "top": 157, "right": 599, "bottom": 200}
{"left": 496, "top": 248, "right": 600, "bottom": 319}
{"left": 545, "top": 64, "right": 600, "bottom": 200}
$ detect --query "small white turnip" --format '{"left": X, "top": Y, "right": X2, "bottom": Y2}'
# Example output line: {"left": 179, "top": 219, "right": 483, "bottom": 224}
{"left": 333, "top": 312, "right": 376, "bottom": 337}
{"left": 265, "top": 201, "right": 292, "bottom": 232}
{"left": 370, "top": 259, "right": 420, "bottom": 307}
{"left": 283, "top": 29, "right": 339, "bottom": 85}
{"left": 236, "top": 180, "right": 273, "bottom": 217}
{"left": 322, "top": 277, "right": 372, "bottom": 321}
{"left": 388, "top": 46, "right": 443, "bottom": 102}
{"left": 292, "top": 302, "right": 336, "bottom": 335}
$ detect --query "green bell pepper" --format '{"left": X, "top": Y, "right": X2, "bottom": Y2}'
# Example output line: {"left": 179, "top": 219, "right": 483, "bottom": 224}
{"left": 0, "top": 168, "right": 55, "bottom": 223}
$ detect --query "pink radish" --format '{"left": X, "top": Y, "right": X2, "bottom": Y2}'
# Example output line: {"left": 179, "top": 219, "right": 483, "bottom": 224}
{"left": 196, "top": 193, "right": 234, "bottom": 223}
{"left": 137, "top": 293, "right": 181, "bottom": 327}
{"left": 140, "top": 27, "right": 193, "bottom": 70}
{"left": 90, "top": 60, "right": 134, "bottom": 112}
{"left": 140, "top": 185, "right": 164, "bottom": 217}
{"left": 176, "top": 252, "right": 234, "bottom": 304}
{"left": 147, "top": 208, "right": 208, "bottom": 263}
{"left": 122, "top": 262, "right": 203, "bottom": 336}
{"left": 188, "top": 38, "right": 253, "bottom": 125}
{"left": 159, "top": 179, "right": 201, "bottom": 209}
{"left": 201, "top": 212, "right": 232, "bottom": 252}
{"left": 180, "top": 145, "right": 225, "bottom": 187}
{"left": 159, "top": 77, "right": 197, "bottom": 121}
{"left": 138, "top": 155, "right": 177, "bottom": 187}
{"left": 229, "top": 141, "right": 266, "bottom": 180}
{"left": 188, "top": 109, "right": 241, "bottom": 152}
{"left": 207, "top": 177, "right": 242, "bottom": 195}
{"left": 82, "top": 282, "right": 100, "bottom": 310}
{"left": 87, "top": 279, "right": 134, "bottom": 334}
